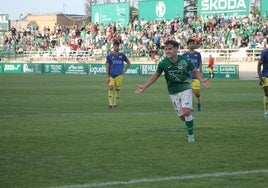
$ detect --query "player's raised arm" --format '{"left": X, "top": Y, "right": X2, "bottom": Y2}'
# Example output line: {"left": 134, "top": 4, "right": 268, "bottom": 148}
{"left": 193, "top": 69, "right": 211, "bottom": 88}
{"left": 134, "top": 72, "right": 160, "bottom": 94}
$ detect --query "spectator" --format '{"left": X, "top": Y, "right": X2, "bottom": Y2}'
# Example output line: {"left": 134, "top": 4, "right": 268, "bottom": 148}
{"left": 4, "top": 14, "right": 268, "bottom": 58}
{"left": 208, "top": 54, "right": 215, "bottom": 78}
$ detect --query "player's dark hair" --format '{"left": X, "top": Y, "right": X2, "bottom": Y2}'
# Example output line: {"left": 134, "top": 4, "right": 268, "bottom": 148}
{"left": 187, "top": 39, "right": 195, "bottom": 45}
{"left": 164, "top": 40, "right": 179, "bottom": 48}
{"left": 113, "top": 40, "right": 120, "bottom": 46}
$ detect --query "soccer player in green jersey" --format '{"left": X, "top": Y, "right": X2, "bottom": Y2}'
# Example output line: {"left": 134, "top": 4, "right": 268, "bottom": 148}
{"left": 135, "top": 40, "right": 211, "bottom": 142}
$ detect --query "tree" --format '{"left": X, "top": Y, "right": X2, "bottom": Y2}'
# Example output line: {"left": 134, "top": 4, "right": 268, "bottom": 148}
{"left": 84, "top": 0, "right": 94, "bottom": 16}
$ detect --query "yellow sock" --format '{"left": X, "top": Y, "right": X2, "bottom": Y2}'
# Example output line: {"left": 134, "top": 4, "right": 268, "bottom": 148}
{"left": 264, "top": 96, "right": 268, "bottom": 112}
{"left": 108, "top": 89, "right": 114, "bottom": 105}
{"left": 114, "top": 90, "right": 120, "bottom": 105}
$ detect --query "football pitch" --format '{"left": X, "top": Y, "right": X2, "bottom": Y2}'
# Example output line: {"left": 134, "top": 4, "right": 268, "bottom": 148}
{"left": 0, "top": 74, "right": 268, "bottom": 188}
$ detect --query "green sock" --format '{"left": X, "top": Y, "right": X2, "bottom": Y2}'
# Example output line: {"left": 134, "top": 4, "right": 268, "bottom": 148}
{"left": 185, "top": 119, "right": 194, "bottom": 135}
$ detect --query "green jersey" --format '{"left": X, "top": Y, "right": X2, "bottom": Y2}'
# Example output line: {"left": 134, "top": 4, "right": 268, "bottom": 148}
{"left": 157, "top": 55, "right": 195, "bottom": 95}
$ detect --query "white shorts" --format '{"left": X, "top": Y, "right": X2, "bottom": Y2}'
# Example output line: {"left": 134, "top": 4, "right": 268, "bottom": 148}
{"left": 169, "top": 89, "right": 193, "bottom": 116}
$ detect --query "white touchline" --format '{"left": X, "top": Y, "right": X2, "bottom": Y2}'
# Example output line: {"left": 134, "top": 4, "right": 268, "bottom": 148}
{"left": 0, "top": 109, "right": 262, "bottom": 118}
{"left": 0, "top": 111, "right": 173, "bottom": 118}
{"left": 48, "top": 169, "right": 268, "bottom": 188}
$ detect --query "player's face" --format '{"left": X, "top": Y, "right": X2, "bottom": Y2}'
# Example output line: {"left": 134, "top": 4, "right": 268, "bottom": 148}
{"left": 164, "top": 44, "right": 178, "bottom": 59}
{"left": 113, "top": 44, "right": 119, "bottom": 52}
{"left": 188, "top": 42, "right": 195, "bottom": 50}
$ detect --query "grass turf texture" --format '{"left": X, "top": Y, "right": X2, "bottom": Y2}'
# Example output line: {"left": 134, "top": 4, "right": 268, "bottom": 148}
{"left": 0, "top": 74, "right": 267, "bottom": 188}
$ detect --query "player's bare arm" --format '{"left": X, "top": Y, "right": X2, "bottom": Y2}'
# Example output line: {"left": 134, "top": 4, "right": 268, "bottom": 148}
{"left": 257, "top": 60, "right": 264, "bottom": 86}
{"left": 193, "top": 69, "right": 211, "bottom": 88}
{"left": 105, "top": 62, "right": 110, "bottom": 84}
{"left": 198, "top": 62, "right": 202, "bottom": 72}
{"left": 135, "top": 72, "right": 160, "bottom": 94}
{"left": 123, "top": 60, "right": 131, "bottom": 74}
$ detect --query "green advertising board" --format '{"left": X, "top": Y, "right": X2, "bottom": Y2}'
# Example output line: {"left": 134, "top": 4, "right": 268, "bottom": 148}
{"left": 260, "top": 0, "right": 268, "bottom": 17}
{"left": 88, "top": 64, "right": 106, "bottom": 75}
{"left": 91, "top": 3, "right": 130, "bottom": 28}
{"left": 198, "top": 0, "right": 250, "bottom": 18}
{"left": 22, "top": 63, "right": 42, "bottom": 74}
{"left": 42, "top": 64, "right": 64, "bottom": 74}
{"left": 202, "top": 64, "right": 239, "bottom": 79}
{"left": 88, "top": 64, "right": 139, "bottom": 75}
{"left": 65, "top": 64, "right": 88, "bottom": 74}
{"left": 125, "top": 64, "right": 140, "bottom": 75}
{"left": 0, "top": 14, "right": 9, "bottom": 31}
{"left": 139, "top": 0, "right": 184, "bottom": 21}
{"left": 3, "top": 63, "right": 22, "bottom": 73}
{"left": 140, "top": 64, "right": 158, "bottom": 75}
{"left": 0, "top": 63, "right": 239, "bottom": 79}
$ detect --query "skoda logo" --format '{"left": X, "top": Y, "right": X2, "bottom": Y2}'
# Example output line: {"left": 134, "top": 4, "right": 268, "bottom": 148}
{"left": 94, "top": 13, "right": 100, "bottom": 23}
{"left": 155, "top": 1, "right": 166, "bottom": 18}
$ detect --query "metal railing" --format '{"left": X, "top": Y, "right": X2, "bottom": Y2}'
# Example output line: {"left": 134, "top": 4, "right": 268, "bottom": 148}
{"left": 0, "top": 48, "right": 262, "bottom": 63}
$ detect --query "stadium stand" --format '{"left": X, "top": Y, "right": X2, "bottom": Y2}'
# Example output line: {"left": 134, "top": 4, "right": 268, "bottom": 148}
{"left": 0, "top": 13, "right": 267, "bottom": 63}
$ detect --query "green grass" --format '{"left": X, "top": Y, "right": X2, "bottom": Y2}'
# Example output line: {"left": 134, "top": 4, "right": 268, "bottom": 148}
{"left": 0, "top": 74, "right": 268, "bottom": 188}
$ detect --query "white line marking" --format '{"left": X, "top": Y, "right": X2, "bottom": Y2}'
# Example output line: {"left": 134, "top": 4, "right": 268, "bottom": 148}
{"left": 0, "top": 109, "right": 262, "bottom": 119}
{"left": 0, "top": 111, "right": 174, "bottom": 118}
{"left": 48, "top": 169, "right": 268, "bottom": 188}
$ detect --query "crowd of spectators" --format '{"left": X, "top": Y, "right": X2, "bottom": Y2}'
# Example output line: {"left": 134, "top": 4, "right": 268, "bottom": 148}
{"left": 2, "top": 12, "right": 268, "bottom": 59}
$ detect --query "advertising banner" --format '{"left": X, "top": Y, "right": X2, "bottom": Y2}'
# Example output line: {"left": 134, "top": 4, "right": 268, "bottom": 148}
{"left": 88, "top": 64, "right": 140, "bottom": 75}
{"left": 140, "top": 64, "right": 158, "bottom": 75}
{"left": 65, "top": 64, "right": 88, "bottom": 74}
{"left": 42, "top": 64, "right": 64, "bottom": 74}
{"left": 139, "top": 0, "right": 184, "bottom": 21}
{"left": 23, "top": 63, "right": 42, "bottom": 74}
{"left": 202, "top": 64, "right": 238, "bottom": 78}
{"left": 198, "top": 0, "right": 250, "bottom": 18}
{"left": 3, "top": 63, "right": 22, "bottom": 73}
{"left": 88, "top": 64, "right": 106, "bottom": 75}
{"left": 91, "top": 3, "right": 130, "bottom": 28}
{"left": 0, "top": 14, "right": 9, "bottom": 31}
{"left": 260, "top": 0, "right": 268, "bottom": 17}
{"left": 126, "top": 64, "right": 140, "bottom": 75}
{"left": 0, "top": 63, "right": 239, "bottom": 79}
